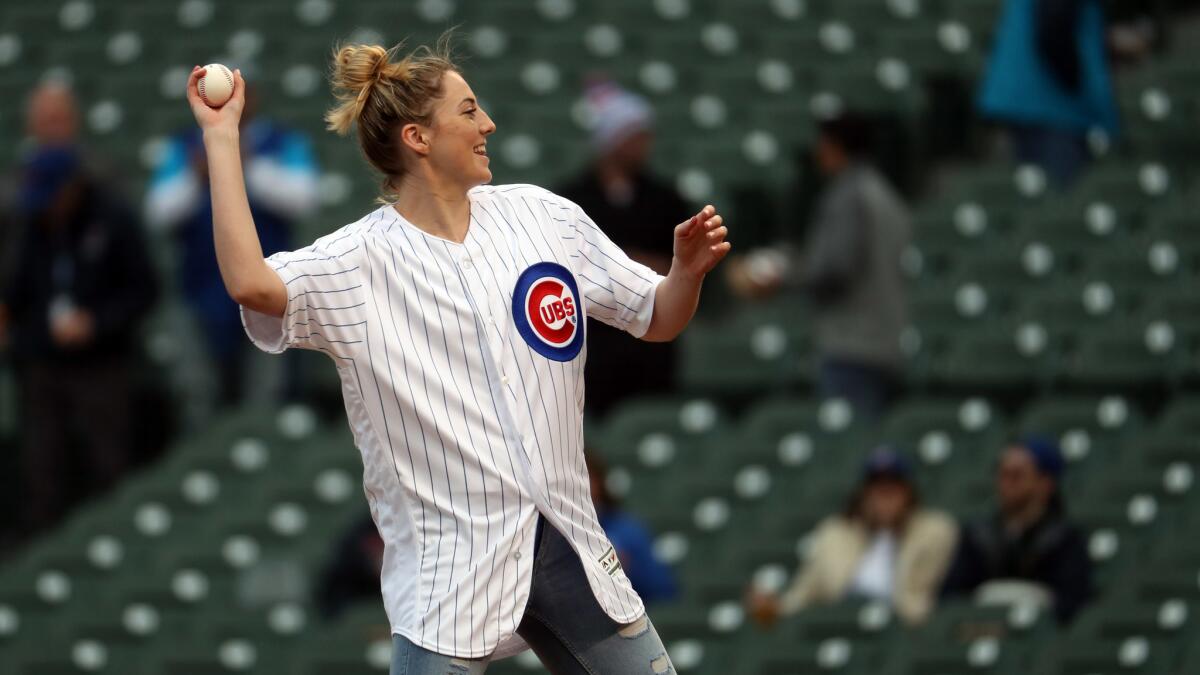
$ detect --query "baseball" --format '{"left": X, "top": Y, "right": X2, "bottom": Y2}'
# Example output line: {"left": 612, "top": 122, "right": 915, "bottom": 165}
{"left": 198, "top": 63, "right": 234, "bottom": 107}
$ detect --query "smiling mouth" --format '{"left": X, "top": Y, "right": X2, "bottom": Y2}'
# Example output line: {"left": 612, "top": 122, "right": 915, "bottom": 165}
{"left": 474, "top": 144, "right": 487, "bottom": 156}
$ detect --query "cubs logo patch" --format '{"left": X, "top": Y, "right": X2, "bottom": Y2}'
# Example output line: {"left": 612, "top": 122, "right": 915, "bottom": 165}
{"left": 512, "top": 262, "right": 584, "bottom": 362}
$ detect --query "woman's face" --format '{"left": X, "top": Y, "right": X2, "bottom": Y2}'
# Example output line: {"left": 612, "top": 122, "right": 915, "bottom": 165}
{"left": 423, "top": 70, "right": 496, "bottom": 189}
{"left": 861, "top": 477, "right": 912, "bottom": 530}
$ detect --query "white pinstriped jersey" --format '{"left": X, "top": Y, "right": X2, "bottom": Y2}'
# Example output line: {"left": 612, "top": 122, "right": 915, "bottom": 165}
{"left": 241, "top": 184, "right": 664, "bottom": 658}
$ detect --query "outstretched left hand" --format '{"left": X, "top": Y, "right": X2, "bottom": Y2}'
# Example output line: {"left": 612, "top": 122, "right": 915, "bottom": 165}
{"left": 672, "top": 205, "right": 730, "bottom": 281}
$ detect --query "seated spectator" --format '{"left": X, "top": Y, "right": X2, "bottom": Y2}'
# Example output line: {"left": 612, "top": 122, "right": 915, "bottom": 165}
{"left": 940, "top": 437, "right": 1093, "bottom": 624}
{"left": 586, "top": 452, "right": 678, "bottom": 604}
{"left": 746, "top": 446, "right": 956, "bottom": 626}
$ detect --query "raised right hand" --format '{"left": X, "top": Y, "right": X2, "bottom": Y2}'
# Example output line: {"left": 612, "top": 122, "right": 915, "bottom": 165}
{"left": 186, "top": 66, "right": 246, "bottom": 135}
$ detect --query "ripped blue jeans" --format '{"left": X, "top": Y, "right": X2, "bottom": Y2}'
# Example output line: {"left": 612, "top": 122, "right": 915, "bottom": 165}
{"left": 391, "top": 517, "right": 675, "bottom": 675}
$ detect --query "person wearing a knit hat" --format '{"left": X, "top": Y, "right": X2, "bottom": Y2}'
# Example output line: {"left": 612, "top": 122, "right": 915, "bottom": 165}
{"left": 940, "top": 436, "right": 1094, "bottom": 624}
{"left": 584, "top": 79, "right": 654, "bottom": 156}
{"left": 557, "top": 78, "right": 692, "bottom": 416}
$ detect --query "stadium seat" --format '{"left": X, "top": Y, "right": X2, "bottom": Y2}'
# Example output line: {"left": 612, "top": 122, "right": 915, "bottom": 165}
{"left": 1017, "top": 396, "right": 1144, "bottom": 477}
{"left": 1032, "top": 636, "right": 1175, "bottom": 675}
{"left": 679, "top": 307, "right": 812, "bottom": 396}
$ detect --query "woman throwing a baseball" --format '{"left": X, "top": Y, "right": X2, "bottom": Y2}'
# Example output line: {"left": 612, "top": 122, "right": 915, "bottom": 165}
{"left": 185, "top": 37, "right": 728, "bottom": 675}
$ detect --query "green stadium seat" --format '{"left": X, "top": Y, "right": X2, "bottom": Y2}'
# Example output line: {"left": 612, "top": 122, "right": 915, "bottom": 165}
{"left": 910, "top": 280, "right": 1015, "bottom": 332}
{"left": 913, "top": 200, "right": 1019, "bottom": 244}
{"left": 939, "top": 163, "right": 1050, "bottom": 207}
{"left": 1033, "top": 636, "right": 1175, "bottom": 675}
{"left": 941, "top": 0, "right": 1004, "bottom": 45}
{"left": 679, "top": 308, "right": 812, "bottom": 396}
{"left": 713, "top": 0, "right": 832, "bottom": 27}
{"left": 742, "top": 396, "right": 873, "bottom": 471}
{"left": 1067, "top": 320, "right": 1185, "bottom": 388}
{"left": 954, "top": 240, "right": 1069, "bottom": 289}
{"left": 1155, "top": 396, "right": 1200, "bottom": 436}
{"left": 812, "top": 56, "right": 925, "bottom": 117}
{"left": 1016, "top": 395, "right": 1145, "bottom": 494}
{"left": 1071, "top": 596, "right": 1195, "bottom": 646}
{"left": 737, "top": 632, "right": 880, "bottom": 674}
{"left": 914, "top": 599, "right": 1055, "bottom": 647}
{"left": 881, "top": 397, "right": 1008, "bottom": 497}
{"left": 1017, "top": 280, "right": 1141, "bottom": 332}
{"left": 1085, "top": 239, "right": 1189, "bottom": 289}
{"left": 13, "top": 643, "right": 153, "bottom": 675}
{"left": 142, "top": 634, "right": 298, "bottom": 674}
{"left": 934, "top": 321, "right": 1068, "bottom": 390}
{"left": 1072, "top": 161, "right": 1179, "bottom": 208}
{"left": 876, "top": 23, "right": 985, "bottom": 78}
{"left": 884, "top": 636, "right": 1026, "bottom": 675}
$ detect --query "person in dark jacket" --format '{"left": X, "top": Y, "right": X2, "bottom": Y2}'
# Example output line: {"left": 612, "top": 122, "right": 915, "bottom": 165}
{"left": 557, "top": 79, "right": 691, "bottom": 417}
{"left": 940, "top": 437, "right": 1093, "bottom": 624}
{"left": 0, "top": 82, "right": 158, "bottom": 534}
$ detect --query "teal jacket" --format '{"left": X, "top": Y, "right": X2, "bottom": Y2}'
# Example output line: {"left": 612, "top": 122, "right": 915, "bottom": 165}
{"left": 977, "top": 0, "right": 1120, "bottom": 135}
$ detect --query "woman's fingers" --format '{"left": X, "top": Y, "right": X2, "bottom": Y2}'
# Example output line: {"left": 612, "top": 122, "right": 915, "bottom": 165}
{"left": 186, "top": 66, "right": 204, "bottom": 103}
{"left": 231, "top": 68, "right": 245, "bottom": 104}
{"left": 676, "top": 215, "right": 697, "bottom": 238}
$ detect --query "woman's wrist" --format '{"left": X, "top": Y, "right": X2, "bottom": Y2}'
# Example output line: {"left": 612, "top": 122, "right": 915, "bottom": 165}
{"left": 667, "top": 258, "right": 705, "bottom": 286}
{"left": 203, "top": 126, "right": 240, "bottom": 146}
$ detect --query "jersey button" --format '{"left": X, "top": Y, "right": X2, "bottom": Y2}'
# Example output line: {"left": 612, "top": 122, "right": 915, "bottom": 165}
{"left": 514, "top": 552, "right": 522, "bottom": 560}
{"left": 461, "top": 258, "right": 474, "bottom": 270}
{"left": 500, "top": 375, "right": 510, "bottom": 385}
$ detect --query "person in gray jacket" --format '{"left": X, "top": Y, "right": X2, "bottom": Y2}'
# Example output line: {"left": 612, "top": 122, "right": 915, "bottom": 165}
{"left": 728, "top": 113, "right": 910, "bottom": 422}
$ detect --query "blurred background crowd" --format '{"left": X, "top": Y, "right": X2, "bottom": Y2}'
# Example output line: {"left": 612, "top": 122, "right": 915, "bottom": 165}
{"left": 1, "top": 0, "right": 1199, "bottom": 673}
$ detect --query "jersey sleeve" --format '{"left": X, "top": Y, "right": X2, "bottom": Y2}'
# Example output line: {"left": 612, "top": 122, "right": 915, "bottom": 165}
{"left": 567, "top": 202, "right": 666, "bottom": 339}
{"left": 240, "top": 232, "right": 368, "bottom": 358}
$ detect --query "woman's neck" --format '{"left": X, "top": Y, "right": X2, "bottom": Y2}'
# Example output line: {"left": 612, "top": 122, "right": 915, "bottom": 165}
{"left": 392, "top": 174, "right": 472, "bottom": 244}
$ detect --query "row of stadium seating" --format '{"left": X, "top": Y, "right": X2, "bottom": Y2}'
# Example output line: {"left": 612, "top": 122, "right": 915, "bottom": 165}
{"left": 1, "top": 391, "right": 1197, "bottom": 673}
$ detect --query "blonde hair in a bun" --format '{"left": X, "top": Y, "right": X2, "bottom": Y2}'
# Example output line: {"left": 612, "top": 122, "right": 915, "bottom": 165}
{"left": 326, "top": 33, "right": 458, "bottom": 196}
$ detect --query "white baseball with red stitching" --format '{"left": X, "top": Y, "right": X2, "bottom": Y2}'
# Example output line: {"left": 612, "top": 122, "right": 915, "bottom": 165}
{"left": 198, "top": 63, "right": 234, "bottom": 107}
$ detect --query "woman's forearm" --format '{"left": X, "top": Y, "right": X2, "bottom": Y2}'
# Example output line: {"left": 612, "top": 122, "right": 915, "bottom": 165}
{"left": 203, "top": 128, "right": 286, "bottom": 316}
{"left": 641, "top": 267, "right": 702, "bottom": 342}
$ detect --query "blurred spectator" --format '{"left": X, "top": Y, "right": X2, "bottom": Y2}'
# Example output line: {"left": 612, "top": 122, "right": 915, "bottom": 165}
{"left": 0, "top": 82, "right": 157, "bottom": 534}
{"left": 314, "top": 513, "right": 384, "bottom": 621}
{"left": 940, "top": 437, "right": 1093, "bottom": 624}
{"left": 727, "top": 113, "right": 910, "bottom": 423}
{"left": 978, "top": 0, "right": 1120, "bottom": 187}
{"left": 747, "top": 446, "right": 956, "bottom": 626}
{"left": 557, "top": 79, "right": 690, "bottom": 416}
{"left": 586, "top": 452, "right": 678, "bottom": 604}
{"left": 144, "top": 77, "right": 318, "bottom": 406}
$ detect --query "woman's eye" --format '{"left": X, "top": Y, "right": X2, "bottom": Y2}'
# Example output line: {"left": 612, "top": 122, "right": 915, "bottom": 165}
{"left": 464, "top": 109, "right": 477, "bottom": 116}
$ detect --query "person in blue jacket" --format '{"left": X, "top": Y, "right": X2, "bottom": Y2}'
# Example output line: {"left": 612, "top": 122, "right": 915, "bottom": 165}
{"left": 586, "top": 452, "right": 679, "bottom": 604}
{"left": 144, "top": 77, "right": 319, "bottom": 405}
{"left": 978, "top": 0, "right": 1120, "bottom": 187}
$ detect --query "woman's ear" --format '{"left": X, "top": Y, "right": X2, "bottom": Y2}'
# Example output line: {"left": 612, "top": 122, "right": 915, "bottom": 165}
{"left": 399, "top": 122, "right": 430, "bottom": 156}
